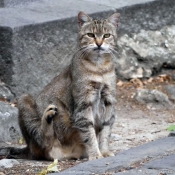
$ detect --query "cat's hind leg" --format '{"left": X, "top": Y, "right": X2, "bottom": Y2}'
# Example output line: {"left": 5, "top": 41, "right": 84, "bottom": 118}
{"left": 18, "top": 94, "right": 57, "bottom": 160}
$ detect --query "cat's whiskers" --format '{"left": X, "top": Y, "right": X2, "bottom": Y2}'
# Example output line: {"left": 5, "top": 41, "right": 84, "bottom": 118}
{"left": 109, "top": 47, "right": 119, "bottom": 57}
{"left": 108, "top": 50, "right": 117, "bottom": 60}
{"left": 74, "top": 47, "right": 89, "bottom": 60}
{"left": 76, "top": 44, "right": 95, "bottom": 60}
{"left": 108, "top": 47, "right": 118, "bottom": 60}
{"left": 73, "top": 47, "right": 87, "bottom": 60}
{"left": 109, "top": 46, "right": 118, "bottom": 54}
{"left": 78, "top": 49, "right": 88, "bottom": 60}
{"left": 79, "top": 47, "right": 91, "bottom": 60}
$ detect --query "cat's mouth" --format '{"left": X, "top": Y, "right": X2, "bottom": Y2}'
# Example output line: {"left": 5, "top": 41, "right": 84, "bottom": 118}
{"left": 93, "top": 47, "right": 105, "bottom": 52}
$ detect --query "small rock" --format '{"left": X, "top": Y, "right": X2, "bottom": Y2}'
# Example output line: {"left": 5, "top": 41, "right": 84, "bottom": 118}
{"left": 134, "top": 89, "right": 173, "bottom": 109}
{"left": 0, "top": 159, "right": 19, "bottom": 168}
{"left": 110, "top": 134, "right": 122, "bottom": 141}
{"left": 168, "top": 131, "right": 175, "bottom": 137}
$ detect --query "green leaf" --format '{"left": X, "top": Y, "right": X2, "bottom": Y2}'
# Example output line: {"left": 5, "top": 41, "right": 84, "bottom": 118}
{"left": 37, "top": 169, "right": 47, "bottom": 175}
{"left": 47, "top": 159, "right": 59, "bottom": 173}
{"left": 37, "top": 159, "right": 59, "bottom": 175}
{"left": 167, "top": 125, "right": 175, "bottom": 131}
{"left": 19, "top": 137, "right": 24, "bottom": 144}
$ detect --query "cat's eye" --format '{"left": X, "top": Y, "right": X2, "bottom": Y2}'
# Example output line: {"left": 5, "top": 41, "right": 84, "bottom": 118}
{"left": 103, "top": 33, "right": 111, "bottom": 38}
{"left": 87, "top": 33, "right": 95, "bottom": 38}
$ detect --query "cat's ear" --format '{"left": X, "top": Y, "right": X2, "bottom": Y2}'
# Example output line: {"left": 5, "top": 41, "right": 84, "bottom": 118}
{"left": 78, "top": 11, "right": 92, "bottom": 27}
{"left": 107, "top": 13, "right": 120, "bottom": 27}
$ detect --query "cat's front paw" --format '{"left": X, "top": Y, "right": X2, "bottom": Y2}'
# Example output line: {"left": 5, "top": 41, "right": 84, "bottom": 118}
{"left": 101, "top": 150, "right": 114, "bottom": 157}
{"left": 44, "top": 105, "right": 58, "bottom": 124}
{"left": 88, "top": 153, "right": 103, "bottom": 160}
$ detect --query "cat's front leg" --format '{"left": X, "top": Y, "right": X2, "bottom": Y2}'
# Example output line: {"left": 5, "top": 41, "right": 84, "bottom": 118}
{"left": 83, "top": 126, "right": 103, "bottom": 160}
{"left": 73, "top": 104, "right": 103, "bottom": 160}
{"left": 99, "top": 104, "right": 116, "bottom": 157}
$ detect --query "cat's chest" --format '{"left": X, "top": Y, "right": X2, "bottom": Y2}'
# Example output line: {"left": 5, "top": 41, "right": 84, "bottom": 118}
{"left": 89, "top": 69, "right": 116, "bottom": 86}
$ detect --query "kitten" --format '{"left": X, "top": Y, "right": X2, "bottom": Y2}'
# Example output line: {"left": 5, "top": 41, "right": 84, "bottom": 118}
{"left": 0, "top": 11, "right": 120, "bottom": 160}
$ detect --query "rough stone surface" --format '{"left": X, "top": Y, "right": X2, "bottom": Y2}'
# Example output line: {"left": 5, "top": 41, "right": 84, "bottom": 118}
{"left": 0, "top": 159, "right": 19, "bottom": 168}
{"left": 164, "top": 84, "right": 175, "bottom": 101}
{"left": 50, "top": 137, "right": 175, "bottom": 175}
{"left": 0, "top": 83, "right": 14, "bottom": 101}
{"left": 115, "top": 25, "right": 175, "bottom": 80}
{"left": 0, "top": 0, "right": 175, "bottom": 98}
{"left": 0, "top": 0, "right": 43, "bottom": 7}
{"left": 119, "top": 154, "right": 175, "bottom": 175}
{"left": 144, "top": 154, "right": 175, "bottom": 171}
{"left": 172, "top": 73, "right": 175, "bottom": 81}
{"left": 134, "top": 89, "right": 173, "bottom": 109}
{"left": 115, "top": 168, "right": 175, "bottom": 175}
{"left": 0, "top": 101, "right": 21, "bottom": 142}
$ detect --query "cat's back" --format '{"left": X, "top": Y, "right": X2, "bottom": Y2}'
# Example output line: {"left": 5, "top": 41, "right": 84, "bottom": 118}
{"left": 36, "top": 66, "right": 73, "bottom": 111}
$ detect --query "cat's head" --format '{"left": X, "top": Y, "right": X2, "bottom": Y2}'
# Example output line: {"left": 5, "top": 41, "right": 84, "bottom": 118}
{"left": 78, "top": 11, "right": 120, "bottom": 53}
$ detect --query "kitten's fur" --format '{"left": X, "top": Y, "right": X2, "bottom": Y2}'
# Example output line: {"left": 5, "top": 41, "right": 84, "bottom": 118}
{"left": 0, "top": 11, "right": 120, "bottom": 160}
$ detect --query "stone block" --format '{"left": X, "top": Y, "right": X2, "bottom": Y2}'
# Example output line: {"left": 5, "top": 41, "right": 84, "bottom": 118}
{"left": 0, "top": 0, "right": 43, "bottom": 7}
{"left": 0, "top": 0, "right": 175, "bottom": 98}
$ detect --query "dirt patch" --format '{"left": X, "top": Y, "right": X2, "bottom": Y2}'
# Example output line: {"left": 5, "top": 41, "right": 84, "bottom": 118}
{"left": 1, "top": 159, "right": 86, "bottom": 175}
{"left": 110, "top": 69, "right": 175, "bottom": 154}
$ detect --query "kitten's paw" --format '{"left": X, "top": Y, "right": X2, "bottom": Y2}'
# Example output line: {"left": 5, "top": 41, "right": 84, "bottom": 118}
{"left": 101, "top": 150, "right": 114, "bottom": 157}
{"left": 88, "top": 153, "right": 103, "bottom": 160}
{"left": 44, "top": 105, "right": 58, "bottom": 124}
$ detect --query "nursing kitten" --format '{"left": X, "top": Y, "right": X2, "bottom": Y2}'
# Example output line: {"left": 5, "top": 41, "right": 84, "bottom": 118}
{"left": 0, "top": 11, "right": 120, "bottom": 160}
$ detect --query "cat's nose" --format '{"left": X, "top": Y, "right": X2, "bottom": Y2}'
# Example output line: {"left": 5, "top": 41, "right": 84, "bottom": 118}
{"left": 95, "top": 39, "right": 102, "bottom": 48}
{"left": 96, "top": 43, "right": 102, "bottom": 49}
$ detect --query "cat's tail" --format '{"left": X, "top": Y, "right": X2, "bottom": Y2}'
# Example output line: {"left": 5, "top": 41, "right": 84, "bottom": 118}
{"left": 0, "top": 146, "right": 29, "bottom": 159}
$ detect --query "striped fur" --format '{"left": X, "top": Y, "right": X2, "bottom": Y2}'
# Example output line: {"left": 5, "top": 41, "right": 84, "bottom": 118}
{"left": 4, "top": 11, "right": 120, "bottom": 160}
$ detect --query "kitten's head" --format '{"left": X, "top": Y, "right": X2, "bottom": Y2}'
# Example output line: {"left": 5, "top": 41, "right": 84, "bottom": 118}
{"left": 78, "top": 11, "right": 120, "bottom": 53}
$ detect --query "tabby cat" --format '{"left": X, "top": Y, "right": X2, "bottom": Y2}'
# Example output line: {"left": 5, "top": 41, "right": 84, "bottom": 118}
{"left": 0, "top": 11, "right": 120, "bottom": 160}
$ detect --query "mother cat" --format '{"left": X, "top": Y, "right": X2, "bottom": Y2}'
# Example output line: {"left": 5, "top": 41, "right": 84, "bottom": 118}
{"left": 3, "top": 11, "right": 120, "bottom": 160}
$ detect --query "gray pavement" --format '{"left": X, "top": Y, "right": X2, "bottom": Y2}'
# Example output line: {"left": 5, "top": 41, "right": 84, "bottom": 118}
{"left": 49, "top": 135, "right": 175, "bottom": 175}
